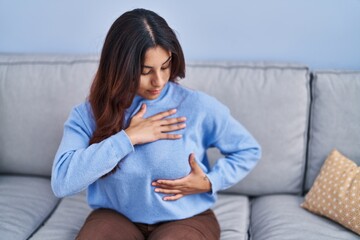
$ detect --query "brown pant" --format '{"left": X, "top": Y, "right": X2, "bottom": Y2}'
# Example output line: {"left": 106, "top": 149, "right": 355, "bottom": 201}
{"left": 76, "top": 208, "right": 220, "bottom": 240}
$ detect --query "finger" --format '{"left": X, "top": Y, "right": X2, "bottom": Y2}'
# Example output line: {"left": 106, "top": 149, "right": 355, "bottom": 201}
{"left": 149, "top": 109, "right": 177, "bottom": 121}
{"left": 189, "top": 153, "right": 197, "bottom": 169}
{"left": 154, "top": 188, "right": 182, "bottom": 194}
{"left": 154, "top": 179, "right": 185, "bottom": 187}
{"left": 159, "top": 133, "right": 183, "bottom": 140}
{"left": 160, "top": 123, "right": 186, "bottom": 133}
{"left": 188, "top": 153, "right": 202, "bottom": 173}
{"left": 153, "top": 183, "right": 183, "bottom": 190}
{"left": 159, "top": 117, "right": 187, "bottom": 126}
{"left": 134, "top": 103, "right": 147, "bottom": 118}
{"left": 164, "top": 194, "right": 184, "bottom": 201}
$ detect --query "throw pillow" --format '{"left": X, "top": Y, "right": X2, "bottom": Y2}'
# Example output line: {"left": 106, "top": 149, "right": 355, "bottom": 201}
{"left": 301, "top": 149, "right": 360, "bottom": 235}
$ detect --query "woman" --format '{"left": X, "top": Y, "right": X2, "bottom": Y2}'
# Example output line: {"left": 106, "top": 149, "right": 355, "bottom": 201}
{"left": 51, "top": 8, "right": 261, "bottom": 240}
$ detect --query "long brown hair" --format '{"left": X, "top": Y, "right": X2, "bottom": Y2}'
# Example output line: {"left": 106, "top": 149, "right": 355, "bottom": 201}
{"left": 89, "top": 9, "right": 185, "bottom": 174}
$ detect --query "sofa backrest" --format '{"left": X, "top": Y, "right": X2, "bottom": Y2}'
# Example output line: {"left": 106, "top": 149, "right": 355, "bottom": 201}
{"left": 305, "top": 71, "right": 360, "bottom": 192}
{"left": 0, "top": 55, "right": 98, "bottom": 177}
{"left": 182, "top": 62, "right": 310, "bottom": 196}
{"left": 0, "top": 55, "right": 311, "bottom": 197}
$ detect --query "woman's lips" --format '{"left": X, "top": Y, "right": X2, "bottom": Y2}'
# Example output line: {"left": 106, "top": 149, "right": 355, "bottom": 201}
{"left": 148, "top": 89, "right": 161, "bottom": 95}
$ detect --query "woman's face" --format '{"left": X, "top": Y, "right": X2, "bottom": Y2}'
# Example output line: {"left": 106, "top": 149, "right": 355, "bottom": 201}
{"left": 138, "top": 46, "right": 172, "bottom": 100}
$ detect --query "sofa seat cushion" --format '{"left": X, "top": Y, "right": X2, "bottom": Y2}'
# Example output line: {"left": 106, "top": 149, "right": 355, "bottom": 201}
{"left": 29, "top": 191, "right": 91, "bottom": 240}
{"left": 250, "top": 195, "right": 360, "bottom": 240}
{"left": 213, "top": 194, "right": 250, "bottom": 240}
{"left": 30, "top": 193, "right": 250, "bottom": 240}
{"left": 0, "top": 175, "right": 59, "bottom": 239}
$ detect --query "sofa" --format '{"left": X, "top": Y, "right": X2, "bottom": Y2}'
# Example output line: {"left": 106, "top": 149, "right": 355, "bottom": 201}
{"left": 0, "top": 54, "right": 359, "bottom": 240}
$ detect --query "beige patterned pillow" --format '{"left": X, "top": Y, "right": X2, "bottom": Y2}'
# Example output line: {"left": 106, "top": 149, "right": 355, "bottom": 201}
{"left": 301, "top": 149, "right": 360, "bottom": 235}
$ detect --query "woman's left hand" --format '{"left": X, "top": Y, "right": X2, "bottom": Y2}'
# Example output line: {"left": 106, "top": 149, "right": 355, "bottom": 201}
{"left": 152, "top": 153, "right": 212, "bottom": 201}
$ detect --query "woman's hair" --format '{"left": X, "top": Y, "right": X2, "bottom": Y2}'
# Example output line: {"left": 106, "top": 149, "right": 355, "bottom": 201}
{"left": 89, "top": 8, "right": 185, "bottom": 152}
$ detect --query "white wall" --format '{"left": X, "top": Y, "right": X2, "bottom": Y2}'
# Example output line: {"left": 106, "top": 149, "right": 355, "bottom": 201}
{"left": 0, "top": 0, "right": 359, "bottom": 70}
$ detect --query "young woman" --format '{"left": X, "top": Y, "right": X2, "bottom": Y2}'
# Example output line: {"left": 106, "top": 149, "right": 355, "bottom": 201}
{"left": 51, "top": 8, "right": 261, "bottom": 240}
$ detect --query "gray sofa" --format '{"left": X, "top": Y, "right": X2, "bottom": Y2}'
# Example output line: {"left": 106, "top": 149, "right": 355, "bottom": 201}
{"left": 0, "top": 54, "right": 359, "bottom": 240}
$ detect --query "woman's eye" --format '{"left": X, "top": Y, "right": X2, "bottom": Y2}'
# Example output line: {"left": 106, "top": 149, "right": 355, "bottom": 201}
{"left": 141, "top": 70, "right": 151, "bottom": 75}
{"left": 141, "top": 64, "right": 170, "bottom": 75}
{"left": 161, "top": 65, "right": 171, "bottom": 71}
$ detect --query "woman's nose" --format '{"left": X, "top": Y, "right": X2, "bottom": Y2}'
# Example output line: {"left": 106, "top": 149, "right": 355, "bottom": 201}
{"left": 151, "top": 70, "right": 163, "bottom": 87}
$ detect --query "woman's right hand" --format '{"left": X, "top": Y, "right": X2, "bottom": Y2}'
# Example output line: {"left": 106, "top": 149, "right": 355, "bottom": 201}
{"left": 124, "top": 103, "right": 186, "bottom": 145}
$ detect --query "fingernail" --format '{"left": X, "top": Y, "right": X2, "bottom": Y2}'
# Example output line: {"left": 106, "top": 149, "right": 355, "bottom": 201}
{"left": 155, "top": 189, "right": 160, "bottom": 192}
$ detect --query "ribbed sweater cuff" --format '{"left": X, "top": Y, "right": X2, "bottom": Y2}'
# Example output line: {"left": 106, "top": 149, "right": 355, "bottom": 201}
{"left": 206, "top": 171, "right": 222, "bottom": 195}
{"left": 109, "top": 130, "right": 135, "bottom": 160}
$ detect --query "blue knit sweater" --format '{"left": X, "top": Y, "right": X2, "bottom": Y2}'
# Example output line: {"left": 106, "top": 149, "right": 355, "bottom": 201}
{"left": 51, "top": 82, "right": 261, "bottom": 224}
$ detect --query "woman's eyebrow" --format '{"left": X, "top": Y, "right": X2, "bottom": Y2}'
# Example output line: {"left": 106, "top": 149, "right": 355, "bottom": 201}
{"left": 142, "top": 56, "right": 172, "bottom": 69}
